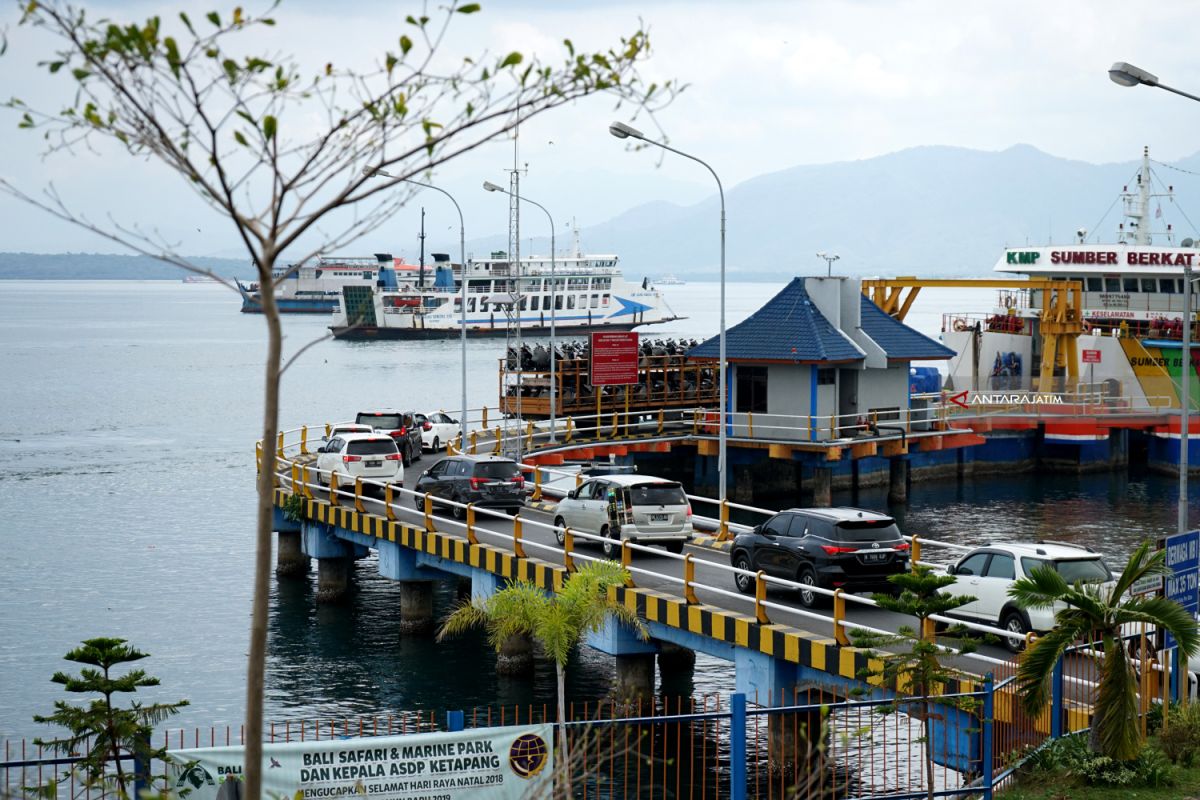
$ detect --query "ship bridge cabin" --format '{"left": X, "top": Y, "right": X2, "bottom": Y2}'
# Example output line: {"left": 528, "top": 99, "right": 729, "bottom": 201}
{"left": 688, "top": 277, "right": 954, "bottom": 442}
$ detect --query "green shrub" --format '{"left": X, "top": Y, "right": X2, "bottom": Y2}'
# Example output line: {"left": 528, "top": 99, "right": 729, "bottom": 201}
{"left": 1023, "top": 734, "right": 1176, "bottom": 788}
{"left": 282, "top": 492, "right": 305, "bottom": 522}
{"left": 1158, "top": 701, "right": 1200, "bottom": 766}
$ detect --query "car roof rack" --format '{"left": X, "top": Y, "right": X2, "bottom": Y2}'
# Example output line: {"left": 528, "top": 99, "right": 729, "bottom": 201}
{"left": 1036, "top": 540, "right": 1095, "bottom": 553}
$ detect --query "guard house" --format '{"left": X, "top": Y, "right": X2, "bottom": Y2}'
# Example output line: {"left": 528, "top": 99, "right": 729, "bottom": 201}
{"left": 689, "top": 276, "right": 954, "bottom": 441}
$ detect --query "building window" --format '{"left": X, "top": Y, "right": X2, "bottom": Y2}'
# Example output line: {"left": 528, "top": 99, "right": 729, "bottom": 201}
{"left": 817, "top": 368, "right": 836, "bottom": 385}
{"left": 736, "top": 366, "right": 768, "bottom": 413}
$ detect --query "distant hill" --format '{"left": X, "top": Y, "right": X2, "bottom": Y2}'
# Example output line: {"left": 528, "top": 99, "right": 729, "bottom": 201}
{"left": 0, "top": 252, "right": 252, "bottom": 280}
{"left": 11, "top": 144, "right": 1200, "bottom": 282}
{"left": 466, "top": 144, "right": 1200, "bottom": 280}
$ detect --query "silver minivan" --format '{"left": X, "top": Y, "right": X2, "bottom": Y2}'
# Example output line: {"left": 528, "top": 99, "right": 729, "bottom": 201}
{"left": 553, "top": 475, "right": 693, "bottom": 557}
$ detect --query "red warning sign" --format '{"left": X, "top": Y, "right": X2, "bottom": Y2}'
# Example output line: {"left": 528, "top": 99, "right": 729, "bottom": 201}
{"left": 590, "top": 332, "right": 639, "bottom": 386}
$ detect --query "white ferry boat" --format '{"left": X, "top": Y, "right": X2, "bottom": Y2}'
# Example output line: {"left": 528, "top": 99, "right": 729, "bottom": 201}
{"left": 236, "top": 256, "right": 392, "bottom": 314}
{"left": 656, "top": 274, "right": 686, "bottom": 286}
{"left": 329, "top": 242, "right": 681, "bottom": 339}
{"left": 942, "top": 147, "right": 1197, "bottom": 410}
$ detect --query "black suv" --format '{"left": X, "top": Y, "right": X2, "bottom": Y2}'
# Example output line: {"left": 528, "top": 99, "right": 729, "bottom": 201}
{"left": 355, "top": 410, "right": 423, "bottom": 466}
{"left": 729, "top": 507, "right": 910, "bottom": 607}
{"left": 413, "top": 455, "right": 525, "bottom": 518}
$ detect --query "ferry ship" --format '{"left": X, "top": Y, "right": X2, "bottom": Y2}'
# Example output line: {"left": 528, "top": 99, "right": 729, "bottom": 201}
{"left": 236, "top": 256, "right": 390, "bottom": 313}
{"left": 941, "top": 147, "right": 1197, "bottom": 414}
{"left": 329, "top": 241, "right": 681, "bottom": 339}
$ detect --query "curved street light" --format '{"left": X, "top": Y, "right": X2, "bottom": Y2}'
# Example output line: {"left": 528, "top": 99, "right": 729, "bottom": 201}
{"left": 364, "top": 166, "right": 469, "bottom": 446}
{"left": 1108, "top": 61, "right": 1196, "bottom": 538}
{"left": 609, "top": 121, "right": 728, "bottom": 501}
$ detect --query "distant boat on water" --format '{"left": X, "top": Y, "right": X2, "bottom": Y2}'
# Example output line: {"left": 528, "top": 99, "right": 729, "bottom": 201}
{"left": 656, "top": 274, "right": 686, "bottom": 286}
{"left": 182, "top": 275, "right": 220, "bottom": 284}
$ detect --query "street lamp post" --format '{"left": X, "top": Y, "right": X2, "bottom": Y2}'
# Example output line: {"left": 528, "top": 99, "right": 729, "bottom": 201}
{"left": 817, "top": 251, "right": 840, "bottom": 277}
{"left": 609, "top": 121, "right": 728, "bottom": 501}
{"left": 364, "top": 167, "right": 469, "bottom": 447}
{"left": 1108, "top": 62, "right": 1196, "bottom": 537}
{"left": 483, "top": 181, "right": 559, "bottom": 443}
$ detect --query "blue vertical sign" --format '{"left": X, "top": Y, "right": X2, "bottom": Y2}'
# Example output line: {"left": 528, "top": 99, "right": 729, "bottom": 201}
{"left": 1164, "top": 530, "right": 1200, "bottom": 652}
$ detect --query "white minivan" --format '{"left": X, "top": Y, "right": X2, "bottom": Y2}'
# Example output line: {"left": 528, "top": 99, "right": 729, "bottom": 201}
{"left": 553, "top": 475, "right": 693, "bottom": 557}
{"left": 314, "top": 433, "right": 404, "bottom": 493}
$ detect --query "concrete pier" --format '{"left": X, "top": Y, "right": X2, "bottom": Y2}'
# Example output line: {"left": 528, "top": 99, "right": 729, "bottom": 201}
{"left": 496, "top": 633, "right": 533, "bottom": 676}
{"left": 887, "top": 457, "right": 909, "bottom": 504}
{"left": 613, "top": 653, "right": 656, "bottom": 701}
{"left": 658, "top": 642, "right": 697, "bottom": 695}
{"left": 276, "top": 530, "right": 309, "bottom": 578}
{"left": 316, "top": 557, "right": 352, "bottom": 604}
{"left": 811, "top": 467, "right": 832, "bottom": 507}
{"left": 399, "top": 581, "right": 434, "bottom": 635}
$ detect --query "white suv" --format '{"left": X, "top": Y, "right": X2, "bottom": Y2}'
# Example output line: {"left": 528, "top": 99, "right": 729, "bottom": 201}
{"left": 553, "top": 475, "right": 693, "bottom": 557}
{"left": 314, "top": 433, "right": 404, "bottom": 492}
{"left": 940, "top": 541, "right": 1114, "bottom": 652}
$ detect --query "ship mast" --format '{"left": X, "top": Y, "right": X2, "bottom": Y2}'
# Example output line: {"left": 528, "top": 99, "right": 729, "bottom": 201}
{"left": 1120, "top": 146, "right": 1175, "bottom": 245}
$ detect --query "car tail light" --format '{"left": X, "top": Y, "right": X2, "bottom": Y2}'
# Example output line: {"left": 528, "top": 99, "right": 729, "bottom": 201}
{"left": 470, "top": 477, "right": 484, "bottom": 489}
{"left": 894, "top": 542, "right": 911, "bottom": 552}
{"left": 820, "top": 545, "right": 857, "bottom": 555}
{"left": 389, "top": 430, "right": 402, "bottom": 438}
{"left": 686, "top": 503, "right": 693, "bottom": 519}
{"left": 342, "top": 455, "right": 362, "bottom": 464}
{"left": 385, "top": 453, "right": 402, "bottom": 461}
{"left": 398, "top": 427, "right": 407, "bottom": 436}
{"left": 423, "top": 421, "right": 432, "bottom": 431}
{"left": 511, "top": 474, "right": 525, "bottom": 487}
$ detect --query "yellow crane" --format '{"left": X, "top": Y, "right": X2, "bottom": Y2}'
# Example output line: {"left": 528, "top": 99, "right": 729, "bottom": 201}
{"left": 860, "top": 277, "right": 1086, "bottom": 386}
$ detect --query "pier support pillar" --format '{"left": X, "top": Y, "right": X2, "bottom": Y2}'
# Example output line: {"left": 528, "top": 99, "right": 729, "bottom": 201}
{"left": 614, "top": 653, "right": 656, "bottom": 702}
{"left": 810, "top": 467, "right": 832, "bottom": 508}
{"left": 276, "top": 530, "right": 309, "bottom": 578}
{"left": 496, "top": 634, "right": 534, "bottom": 676}
{"left": 658, "top": 643, "right": 697, "bottom": 695}
{"left": 733, "top": 466, "right": 755, "bottom": 504}
{"left": 767, "top": 707, "right": 826, "bottom": 776}
{"left": 399, "top": 581, "right": 435, "bottom": 635}
{"left": 316, "top": 557, "right": 352, "bottom": 604}
{"left": 887, "top": 458, "right": 909, "bottom": 505}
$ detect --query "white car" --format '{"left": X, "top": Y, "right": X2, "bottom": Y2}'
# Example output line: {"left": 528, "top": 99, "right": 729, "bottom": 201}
{"left": 940, "top": 541, "right": 1115, "bottom": 652}
{"left": 553, "top": 475, "right": 693, "bottom": 558}
{"left": 416, "top": 412, "right": 460, "bottom": 452}
{"left": 325, "top": 423, "right": 374, "bottom": 440}
{"left": 314, "top": 433, "right": 404, "bottom": 492}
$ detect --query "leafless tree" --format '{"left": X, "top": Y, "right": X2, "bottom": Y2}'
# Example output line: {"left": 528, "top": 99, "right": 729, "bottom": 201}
{"left": 2, "top": 4, "right": 676, "bottom": 799}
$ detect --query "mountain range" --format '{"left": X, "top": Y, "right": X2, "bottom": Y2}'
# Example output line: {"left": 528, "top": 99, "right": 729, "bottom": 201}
{"left": 5, "top": 144, "right": 1200, "bottom": 280}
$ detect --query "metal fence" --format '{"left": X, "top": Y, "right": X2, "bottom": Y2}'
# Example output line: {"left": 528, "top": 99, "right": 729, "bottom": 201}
{"left": 3, "top": 684, "right": 1002, "bottom": 800}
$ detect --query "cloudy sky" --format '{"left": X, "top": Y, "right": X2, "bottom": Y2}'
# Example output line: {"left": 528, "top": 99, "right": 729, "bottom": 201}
{"left": 1, "top": 0, "right": 1198, "bottom": 259}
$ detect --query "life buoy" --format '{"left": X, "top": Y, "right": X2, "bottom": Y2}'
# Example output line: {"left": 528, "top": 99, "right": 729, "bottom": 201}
{"left": 953, "top": 318, "right": 969, "bottom": 332}
{"left": 1003, "top": 296, "right": 1015, "bottom": 309}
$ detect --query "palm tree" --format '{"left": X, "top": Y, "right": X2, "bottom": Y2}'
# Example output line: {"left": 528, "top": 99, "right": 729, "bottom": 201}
{"left": 1010, "top": 540, "right": 1200, "bottom": 760}
{"left": 437, "top": 560, "right": 647, "bottom": 793}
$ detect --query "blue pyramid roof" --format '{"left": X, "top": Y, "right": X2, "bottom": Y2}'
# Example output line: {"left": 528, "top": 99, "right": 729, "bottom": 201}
{"left": 859, "top": 296, "right": 955, "bottom": 361}
{"left": 688, "top": 278, "right": 864, "bottom": 363}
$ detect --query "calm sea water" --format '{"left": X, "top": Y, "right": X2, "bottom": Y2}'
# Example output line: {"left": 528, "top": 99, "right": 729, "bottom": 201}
{"left": 0, "top": 279, "right": 1195, "bottom": 742}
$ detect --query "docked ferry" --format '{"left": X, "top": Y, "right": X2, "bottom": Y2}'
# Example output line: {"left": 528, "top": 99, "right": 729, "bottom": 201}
{"left": 329, "top": 244, "right": 681, "bottom": 340}
{"left": 236, "top": 257, "right": 389, "bottom": 313}
{"left": 942, "top": 147, "right": 1198, "bottom": 413}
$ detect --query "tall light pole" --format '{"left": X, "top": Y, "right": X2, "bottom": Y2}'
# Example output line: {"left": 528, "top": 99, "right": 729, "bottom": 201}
{"left": 609, "top": 121, "right": 728, "bottom": 501}
{"left": 483, "top": 181, "right": 559, "bottom": 442}
{"left": 817, "top": 251, "right": 840, "bottom": 277}
{"left": 364, "top": 167, "right": 468, "bottom": 447}
{"left": 1108, "top": 61, "right": 1195, "bottom": 536}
